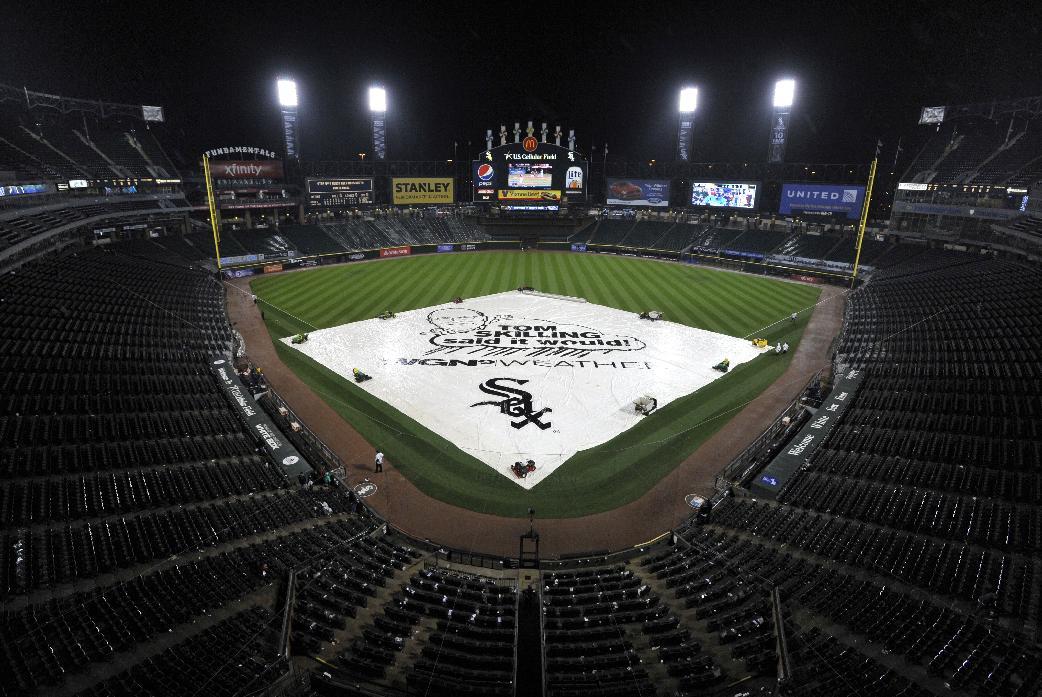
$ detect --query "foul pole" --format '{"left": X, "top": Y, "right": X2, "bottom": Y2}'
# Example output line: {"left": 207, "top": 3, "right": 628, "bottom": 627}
{"left": 850, "top": 157, "right": 878, "bottom": 287}
{"left": 203, "top": 154, "right": 222, "bottom": 269}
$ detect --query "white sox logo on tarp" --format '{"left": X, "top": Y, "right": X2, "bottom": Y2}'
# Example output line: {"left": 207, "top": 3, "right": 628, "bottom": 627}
{"left": 424, "top": 307, "right": 646, "bottom": 358}
{"left": 471, "top": 378, "right": 552, "bottom": 430}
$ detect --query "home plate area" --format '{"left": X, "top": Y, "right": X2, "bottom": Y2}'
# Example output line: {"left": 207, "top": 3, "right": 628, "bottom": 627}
{"left": 283, "top": 291, "right": 765, "bottom": 489}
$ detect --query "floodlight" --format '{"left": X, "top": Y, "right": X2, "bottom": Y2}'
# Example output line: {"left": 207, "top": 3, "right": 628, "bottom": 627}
{"left": 368, "top": 86, "right": 387, "bottom": 112}
{"left": 773, "top": 79, "right": 795, "bottom": 108}
{"left": 277, "top": 79, "right": 298, "bottom": 107}
{"left": 679, "top": 87, "right": 698, "bottom": 113}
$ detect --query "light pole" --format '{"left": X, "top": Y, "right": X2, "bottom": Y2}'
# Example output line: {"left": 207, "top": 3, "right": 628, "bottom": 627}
{"left": 368, "top": 86, "right": 387, "bottom": 160}
{"left": 768, "top": 79, "right": 795, "bottom": 163}
{"left": 276, "top": 77, "right": 299, "bottom": 160}
{"left": 677, "top": 87, "right": 698, "bottom": 161}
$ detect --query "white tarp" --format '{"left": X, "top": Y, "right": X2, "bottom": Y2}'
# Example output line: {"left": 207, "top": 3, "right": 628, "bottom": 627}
{"left": 283, "top": 291, "right": 766, "bottom": 488}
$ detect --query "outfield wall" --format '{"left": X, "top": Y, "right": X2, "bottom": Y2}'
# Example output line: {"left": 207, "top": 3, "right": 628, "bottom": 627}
{"left": 220, "top": 238, "right": 853, "bottom": 287}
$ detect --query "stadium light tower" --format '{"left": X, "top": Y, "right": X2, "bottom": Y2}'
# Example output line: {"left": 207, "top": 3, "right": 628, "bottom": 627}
{"left": 276, "top": 77, "right": 300, "bottom": 160}
{"left": 768, "top": 78, "right": 796, "bottom": 163}
{"left": 369, "top": 85, "right": 387, "bottom": 160}
{"left": 677, "top": 87, "right": 698, "bottom": 161}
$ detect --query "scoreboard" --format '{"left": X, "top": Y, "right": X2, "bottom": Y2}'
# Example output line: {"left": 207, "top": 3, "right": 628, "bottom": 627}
{"left": 473, "top": 139, "right": 586, "bottom": 208}
{"left": 306, "top": 178, "right": 373, "bottom": 207}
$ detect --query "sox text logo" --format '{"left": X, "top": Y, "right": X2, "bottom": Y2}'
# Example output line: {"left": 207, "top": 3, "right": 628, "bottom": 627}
{"left": 471, "top": 378, "right": 552, "bottom": 430}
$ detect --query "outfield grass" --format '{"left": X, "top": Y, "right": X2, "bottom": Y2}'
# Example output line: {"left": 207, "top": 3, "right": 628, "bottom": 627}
{"left": 250, "top": 251, "right": 822, "bottom": 517}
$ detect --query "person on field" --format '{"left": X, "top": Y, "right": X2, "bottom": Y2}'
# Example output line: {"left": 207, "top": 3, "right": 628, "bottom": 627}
{"left": 790, "top": 312, "right": 797, "bottom": 322}
{"left": 375, "top": 451, "right": 384, "bottom": 473}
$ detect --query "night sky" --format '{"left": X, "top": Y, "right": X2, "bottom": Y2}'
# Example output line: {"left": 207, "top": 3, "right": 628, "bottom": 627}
{"left": 2, "top": 1, "right": 1040, "bottom": 165}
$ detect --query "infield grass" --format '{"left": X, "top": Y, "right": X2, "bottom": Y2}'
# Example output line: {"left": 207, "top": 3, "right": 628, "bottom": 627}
{"left": 250, "top": 251, "right": 823, "bottom": 517}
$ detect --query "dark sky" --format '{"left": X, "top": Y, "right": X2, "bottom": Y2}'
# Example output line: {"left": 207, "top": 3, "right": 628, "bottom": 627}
{"left": 2, "top": 1, "right": 1040, "bottom": 165}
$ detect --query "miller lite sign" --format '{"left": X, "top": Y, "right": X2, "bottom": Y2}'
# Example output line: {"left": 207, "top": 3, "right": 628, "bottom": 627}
{"left": 565, "top": 166, "right": 584, "bottom": 191}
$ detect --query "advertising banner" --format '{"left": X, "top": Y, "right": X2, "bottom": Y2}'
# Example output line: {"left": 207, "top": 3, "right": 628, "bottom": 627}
{"left": 780, "top": 183, "right": 866, "bottom": 219}
{"left": 437, "top": 244, "right": 455, "bottom": 253}
{"left": 752, "top": 367, "right": 864, "bottom": 497}
{"left": 0, "top": 183, "right": 52, "bottom": 197}
{"left": 472, "top": 161, "right": 496, "bottom": 201}
{"left": 220, "top": 253, "right": 265, "bottom": 266}
{"left": 564, "top": 166, "right": 584, "bottom": 192}
{"left": 210, "top": 358, "right": 308, "bottom": 474}
{"left": 722, "top": 249, "right": 765, "bottom": 260}
{"left": 768, "top": 111, "right": 791, "bottom": 163}
{"left": 768, "top": 254, "right": 854, "bottom": 272}
{"left": 790, "top": 274, "right": 824, "bottom": 284}
{"left": 209, "top": 160, "right": 284, "bottom": 185}
{"left": 606, "top": 179, "right": 670, "bottom": 207}
{"left": 263, "top": 263, "right": 284, "bottom": 274}
{"left": 392, "top": 178, "right": 454, "bottom": 205}
{"left": 891, "top": 200, "right": 1020, "bottom": 220}
{"left": 380, "top": 246, "right": 412, "bottom": 258}
{"left": 571, "top": 243, "right": 588, "bottom": 252}
{"left": 497, "top": 189, "right": 562, "bottom": 202}
{"left": 677, "top": 117, "right": 694, "bottom": 161}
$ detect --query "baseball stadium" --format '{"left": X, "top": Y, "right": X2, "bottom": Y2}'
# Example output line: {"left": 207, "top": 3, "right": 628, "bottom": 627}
{"left": 1, "top": 6, "right": 1041, "bottom": 697}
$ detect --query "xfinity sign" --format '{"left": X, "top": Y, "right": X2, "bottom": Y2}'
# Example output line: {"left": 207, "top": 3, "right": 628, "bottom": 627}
{"left": 779, "top": 183, "right": 866, "bottom": 220}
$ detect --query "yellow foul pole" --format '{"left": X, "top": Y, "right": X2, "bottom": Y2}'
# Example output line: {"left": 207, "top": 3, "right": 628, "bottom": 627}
{"left": 203, "top": 154, "right": 222, "bottom": 269}
{"left": 850, "top": 157, "right": 878, "bottom": 287}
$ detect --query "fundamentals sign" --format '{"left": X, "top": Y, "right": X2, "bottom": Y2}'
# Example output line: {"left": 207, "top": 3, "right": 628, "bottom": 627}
{"left": 283, "top": 292, "right": 764, "bottom": 489}
{"left": 392, "top": 177, "right": 454, "bottom": 205}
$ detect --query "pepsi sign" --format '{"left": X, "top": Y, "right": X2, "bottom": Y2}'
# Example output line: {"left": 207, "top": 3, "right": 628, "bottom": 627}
{"left": 472, "top": 161, "right": 496, "bottom": 202}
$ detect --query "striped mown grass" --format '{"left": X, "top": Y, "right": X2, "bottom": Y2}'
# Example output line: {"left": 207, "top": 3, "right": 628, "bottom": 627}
{"left": 250, "top": 251, "right": 823, "bottom": 517}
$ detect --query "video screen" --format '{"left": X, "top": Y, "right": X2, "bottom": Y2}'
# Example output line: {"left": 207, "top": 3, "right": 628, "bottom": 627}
{"left": 507, "top": 163, "right": 553, "bottom": 188}
{"left": 691, "top": 182, "right": 758, "bottom": 209}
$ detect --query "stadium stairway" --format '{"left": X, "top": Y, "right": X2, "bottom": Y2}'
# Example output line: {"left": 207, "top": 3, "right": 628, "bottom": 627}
{"left": 381, "top": 615, "right": 440, "bottom": 691}
{"left": 320, "top": 563, "right": 518, "bottom": 697}
{"left": 636, "top": 556, "right": 773, "bottom": 694}
{"left": 294, "top": 546, "right": 431, "bottom": 667}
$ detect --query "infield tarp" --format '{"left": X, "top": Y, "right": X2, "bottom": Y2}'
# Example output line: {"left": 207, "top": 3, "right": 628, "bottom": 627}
{"left": 283, "top": 292, "right": 767, "bottom": 488}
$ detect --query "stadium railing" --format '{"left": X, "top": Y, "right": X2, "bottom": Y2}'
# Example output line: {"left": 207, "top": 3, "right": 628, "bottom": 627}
{"left": 260, "top": 380, "right": 346, "bottom": 476}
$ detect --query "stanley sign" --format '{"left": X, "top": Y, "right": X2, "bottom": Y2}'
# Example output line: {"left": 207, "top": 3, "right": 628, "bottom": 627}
{"left": 392, "top": 177, "right": 455, "bottom": 205}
